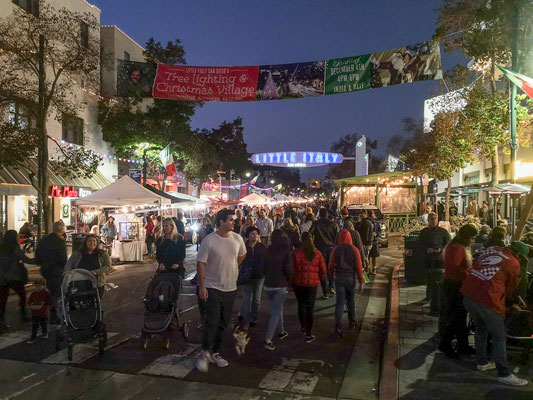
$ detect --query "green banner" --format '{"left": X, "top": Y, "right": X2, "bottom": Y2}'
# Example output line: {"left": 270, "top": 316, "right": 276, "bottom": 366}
{"left": 325, "top": 54, "right": 371, "bottom": 95}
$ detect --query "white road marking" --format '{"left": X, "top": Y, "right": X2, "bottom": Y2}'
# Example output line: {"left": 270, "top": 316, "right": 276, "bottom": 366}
{"left": 285, "top": 371, "right": 319, "bottom": 395}
{"left": 19, "top": 372, "right": 37, "bottom": 382}
{"left": 40, "top": 332, "right": 128, "bottom": 364}
{"left": 0, "top": 331, "right": 37, "bottom": 349}
{"left": 139, "top": 344, "right": 201, "bottom": 378}
{"left": 258, "top": 370, "right": 295, "bottom": 391}
{"left": 6, "top": 368, "right": 66, "bottom": 399}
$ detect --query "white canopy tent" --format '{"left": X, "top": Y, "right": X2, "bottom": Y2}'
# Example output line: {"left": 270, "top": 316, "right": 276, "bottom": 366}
{"left": 239, "top": 193, "right": 271, "bottom": 205}
{"left": 166, "top": 191, "right": 208, "bottom": 204}
{"left": 74, "top": 176, "right": 171, "bottom": 208}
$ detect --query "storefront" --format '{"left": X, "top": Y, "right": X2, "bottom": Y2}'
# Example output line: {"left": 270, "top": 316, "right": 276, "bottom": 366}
{"left": 0, "top": 160, "right": 109, "bottom": 234}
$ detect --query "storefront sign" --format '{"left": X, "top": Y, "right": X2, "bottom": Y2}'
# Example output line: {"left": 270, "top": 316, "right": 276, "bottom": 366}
{"left": 50, "top": 186, "right": 92, "bottom": 198}
{"left": 251, "top": 152, "right": 343, "bottom": 167}
{"left": 129, "top": 169, "right": 142, "bottom": 184}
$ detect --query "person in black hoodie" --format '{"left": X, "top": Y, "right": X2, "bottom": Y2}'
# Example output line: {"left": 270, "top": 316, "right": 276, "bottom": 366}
{"left": 237, "top": 226, "right": 267, "bottom": 331}
{"left": 310, "top": 208, "right": 338, "bottom": 299}
{"left": 262, "top": 229, "right": 293, "bottom": 351}
{"left": 35, "top": 221, "right": 67, "bottom": 324}
{"left": 356, "top": 212, "right": 374, "bottom": 267}
{"left": 155, "top": 218, "right": 186, "bottom": 278}
{"left": 0, "top": 230, "right": 35, "bottom": 331}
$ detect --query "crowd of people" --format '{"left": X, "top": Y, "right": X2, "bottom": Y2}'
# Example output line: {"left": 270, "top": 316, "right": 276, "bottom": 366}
{"left": 193, "top": 204, "right": 377, "bottom": 372}
{"left": 417, "top": 212, "right": 532, "bottom": 386}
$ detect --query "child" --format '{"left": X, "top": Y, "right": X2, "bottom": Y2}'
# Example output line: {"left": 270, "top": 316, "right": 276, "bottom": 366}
{"left": 27, "top": 278, "right": 52, "bottom": 344}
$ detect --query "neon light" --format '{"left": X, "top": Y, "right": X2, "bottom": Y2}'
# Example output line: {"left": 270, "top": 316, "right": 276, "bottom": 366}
{"left": 251, "top": 151, "right": 343, "bottom": 167}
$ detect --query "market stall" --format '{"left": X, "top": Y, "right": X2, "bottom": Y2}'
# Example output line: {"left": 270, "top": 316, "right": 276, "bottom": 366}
{"left": 74, "top": 176, "right": 171, "bottom": 262}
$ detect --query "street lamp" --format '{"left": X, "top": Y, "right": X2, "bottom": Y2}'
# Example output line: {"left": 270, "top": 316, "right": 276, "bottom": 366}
{"left": 270, "top": 179, "right": 275, "bottom": 184}
{"left": 245, "top": 172, "right": 251, "bottom": 178}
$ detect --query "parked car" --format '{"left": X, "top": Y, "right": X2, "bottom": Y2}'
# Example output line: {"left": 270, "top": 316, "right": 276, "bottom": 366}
{"left": 347, "top": 205, "right": 389, "bottom": 247}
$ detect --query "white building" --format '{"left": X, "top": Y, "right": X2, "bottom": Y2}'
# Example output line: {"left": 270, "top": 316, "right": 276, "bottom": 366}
{"left": 423, "top": 89, "right": 533, "bottom": 217}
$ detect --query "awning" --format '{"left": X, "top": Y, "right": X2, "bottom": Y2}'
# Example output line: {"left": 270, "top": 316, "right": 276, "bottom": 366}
{"left": 335, "top": 171, "right": 415, "bottom": 188}
{"left": 0, "top": 159, "right": 109, "bottom": 196}
{"left": 144, "top": 185, "right": 189, "bottom": 204}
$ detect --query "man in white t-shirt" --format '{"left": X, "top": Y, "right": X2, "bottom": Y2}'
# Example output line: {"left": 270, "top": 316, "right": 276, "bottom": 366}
{"left": 195, "top": 209, "right": 247, "bottom": 372}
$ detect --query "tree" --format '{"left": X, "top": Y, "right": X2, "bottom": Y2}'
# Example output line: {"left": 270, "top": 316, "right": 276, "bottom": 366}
{"left": 435, "top": 0, "right": 533, "bottom": 184}
{"left": 327, "top": 133, "right": 378, "bottom": 179}
{"left": 0, "top": 1, "right": 103, "bottom": 234}
{"left": 402, "top": 111, "right": 474, "bottom": 220}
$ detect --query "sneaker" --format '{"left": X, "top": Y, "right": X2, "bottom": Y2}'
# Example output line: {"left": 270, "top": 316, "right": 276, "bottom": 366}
{"left": 329, "top": 288, "right": 336, "bottom": 295}
{"left": 320, "top": 295, "right": 330, "bottom": 300}
{"left": 335, "top": 328, "right": 343, "bottom": 338}
{"left": 27, "top": 338, "right": 36, "bottom": 344}
{"left": 305, "top": 335, "right": 316, "bottom": 344}
{"left": 477, "top": 362, "right": 496, "bottom": 371}
{"left": 209, "top": 352, "right": 229, "bottom": 368}
{"left": 195, "top": 350, "right": 210, "bottom": 373}
{"left": 498, "top": 373, "right": 528, "bottom": 386}
{"left": 42, "top": 333, "right": 49, "bottom": 339}
{"left": 348, "top": 320, "right": 357, "bottom": 330}
{"left": 264, "top": 341, "right": 275, "bottom": 351}
{"left": 278, "top": 331, "right": 288, "bottom": 340}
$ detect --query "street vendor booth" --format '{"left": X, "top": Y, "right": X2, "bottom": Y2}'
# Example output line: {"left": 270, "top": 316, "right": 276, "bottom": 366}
{"left": 74, "top": 176, "right": 171, "bottom": 262}
{"left": 239, "top": 193, "right": 271, "bottom": 205}
{"left": 336, "top": 171, "right": 417, "bottom": 233}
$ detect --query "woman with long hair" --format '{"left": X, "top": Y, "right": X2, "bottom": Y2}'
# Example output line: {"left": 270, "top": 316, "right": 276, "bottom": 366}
{"left": 65, "top": 234, "right": 112, "bottom": 299}
{"left": 240, "top": 215, "right": 255, "bottom": 238}
{"left": 291, "top": 232, "right": 326, "bottom": 343}
{"left": 0, "top": 230, "right": 35, "bottom": 330}
{"left": 438, "top": 224, "right": 478, "bottom": 358}
{"left": 155, "top": 218, "right": 186, "bottom": 277}
{"left": 262, "top": 229, "right": 292, "bottom": 351}
{"left": 280, "top": 218, "right": 300, "bottom": 249}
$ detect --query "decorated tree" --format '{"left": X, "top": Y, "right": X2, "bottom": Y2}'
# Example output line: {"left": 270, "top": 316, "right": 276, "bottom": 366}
{"left": 0, "top": 1, "right": 103, "bottom": 234}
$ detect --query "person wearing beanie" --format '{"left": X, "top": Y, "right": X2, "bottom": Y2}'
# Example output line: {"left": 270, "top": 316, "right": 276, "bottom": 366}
{"left": 460, "top": 241, "right": 529, "bottom": 386}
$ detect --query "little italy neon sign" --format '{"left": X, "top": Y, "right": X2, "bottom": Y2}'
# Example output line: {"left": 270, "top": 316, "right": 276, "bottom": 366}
{"left": 251, "top": 152, "right": 343, "bottom": 167}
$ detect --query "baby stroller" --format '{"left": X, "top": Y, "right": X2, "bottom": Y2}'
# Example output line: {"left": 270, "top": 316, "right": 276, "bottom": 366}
{"left": 141, "top": 271, "right": 189, "bottom": 349}
{"left": 55, "top": 269, "right": 107, "bottom": 361}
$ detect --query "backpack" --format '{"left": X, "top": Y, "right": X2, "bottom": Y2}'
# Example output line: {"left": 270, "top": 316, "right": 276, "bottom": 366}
{"left": 145, "top": 280, "right": 175, "bottom": 313}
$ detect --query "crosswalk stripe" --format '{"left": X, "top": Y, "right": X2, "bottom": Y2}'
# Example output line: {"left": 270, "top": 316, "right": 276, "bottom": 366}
{"left": 139, "top": 344, "right": 201, "bottom": 378}
{"left": 40, "top": 332, "right": 130, "bottom": 364}
{"left": 258, "top": 358, "right": 323, "bottom": 394}
{"left": 0, "top": 331, "right": 32, "bottom": 350}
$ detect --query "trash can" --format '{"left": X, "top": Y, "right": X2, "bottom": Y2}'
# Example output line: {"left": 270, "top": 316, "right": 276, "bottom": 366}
{"left": 403, "top": 230, "right": 427, "bottom": 285}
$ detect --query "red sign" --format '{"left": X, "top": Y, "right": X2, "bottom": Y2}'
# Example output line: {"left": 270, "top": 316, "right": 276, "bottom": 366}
{"left": 153, "top": 65, "right": 259, "bottom": 102}
{"left": 50, "top": 185, "right": 78, "bottom": 198}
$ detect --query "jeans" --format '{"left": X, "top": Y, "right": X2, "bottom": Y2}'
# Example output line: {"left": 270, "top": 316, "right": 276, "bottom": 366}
{"left": 145, "top": 234, "right": 155, "bottom": 255}
{"left": 202, "top": 288, "right": 236, "bottom": 354}
{"left": 240, "top": 278, "right": 264, "bottom": 324}
{"left": 425, "top": 263, "right": 443, "bottom": 313}
{"left": 439, "top": 279, "right": 469, "bottom": 349}
{"left": 293, "top": 285, "right": 318, "bottom": 335}
{"left": 0, "top": 280, "right": 26, "bottom": 322}
{"left": 31, "top": 316, "right": 48, "bottom": 338}
{"left": 317, "top": 246, "right": 334, "bottom": 294}
{"left": 264, "top": 287, "right": 287, "bottom": 342}
{"left": 463, "top": 297, "right": 510, "bottom": 377}
{"left": 335, "top": 276, "right": 356, "bottom": 330}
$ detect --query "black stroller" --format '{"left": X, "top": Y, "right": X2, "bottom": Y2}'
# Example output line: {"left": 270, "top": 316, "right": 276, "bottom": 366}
{"left": 55, "top": 269, "right": 107, "bottom": 361}
{"left": 141, "top": 271, "right": 189, "bottom": 349}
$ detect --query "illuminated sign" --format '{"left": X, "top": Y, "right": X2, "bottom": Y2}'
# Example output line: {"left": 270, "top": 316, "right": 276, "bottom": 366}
{"left": 251, "top": 152, "right": 343, "bottom": 167}
{"left": 50, "top": 186, "right": 92, "bottom": 198}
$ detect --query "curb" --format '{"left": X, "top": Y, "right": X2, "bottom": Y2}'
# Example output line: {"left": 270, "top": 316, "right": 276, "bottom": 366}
{"left": 378, "top": 261, "right": 402, "bottom": 400}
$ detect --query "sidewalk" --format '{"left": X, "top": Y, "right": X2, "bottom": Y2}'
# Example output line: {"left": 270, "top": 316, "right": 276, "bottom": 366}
{"left": 393, "top": 266, "right": 533, "bottom": 400}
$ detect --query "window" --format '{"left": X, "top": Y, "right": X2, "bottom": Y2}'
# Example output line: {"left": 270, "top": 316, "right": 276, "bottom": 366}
{"left": 62, "top": 114, "right": 84, "bottom": 145}
{"left": 12, "top": 0, "right": 38, "bottom": 16}
{"left": 8, "top": 102, "right": 35, "bottom": 130}
{"left": 124, "top": 51, "right": 130, "bottom": 61}
{"left": 80, "top": 22, "right": 89, "bottom": 48}
{"left": 465, "top": 174, "right": 480, "bottom": 185}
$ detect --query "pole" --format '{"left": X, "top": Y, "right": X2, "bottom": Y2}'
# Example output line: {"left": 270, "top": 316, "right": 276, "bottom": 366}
{"left": 37, "top": 33, "right": 45, "bottom": 240}
{"left": 142, "top": 148, "right": 147, "bottom": 186}
{"left": 509, "top": 2, "right": 519, "bottom": 183}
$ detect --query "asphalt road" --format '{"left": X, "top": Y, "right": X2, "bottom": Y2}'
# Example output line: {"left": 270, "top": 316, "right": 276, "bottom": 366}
{"left": 0, "top": 243, "right": 403, "bottom": 399}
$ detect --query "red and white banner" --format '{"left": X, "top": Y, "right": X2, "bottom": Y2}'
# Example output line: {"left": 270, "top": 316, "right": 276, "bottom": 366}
{"left": 153, "top": 65, "right": 259, "bottom": 102}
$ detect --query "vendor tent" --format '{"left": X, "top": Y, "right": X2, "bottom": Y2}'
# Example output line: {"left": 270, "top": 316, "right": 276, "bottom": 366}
{"left": 240, "top": 193, "right": 270, "bottom": 205}
{"left": 144, "top": 185, "right": 188, "bottom": 204}
{"left": 74, "top": 176, "right": 170, "bottom": 207}
{"left": 166, "top": 191, "right": 207, "bottom": 203}
{"left": 273, "top": 194, "right": 291, "bottom": 202}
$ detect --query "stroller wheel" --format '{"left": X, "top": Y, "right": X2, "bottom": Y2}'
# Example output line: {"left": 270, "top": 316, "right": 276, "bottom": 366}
{"left": 98, "top": 338, "right": 105, "bottom": 355}
{"left": 67, "top": 344, "right": 73, "bottom": 361}
{"left": 164, "top": 334, "right": 170, "bottom": 350}
{"left": 55, "top": 330, "right": 62, "bottom": 351}
{"left": 181, "top": 323, "right": 190, "bottom": 339}
{"left": 141, "top": 331, "right": 148, "bottom": 350}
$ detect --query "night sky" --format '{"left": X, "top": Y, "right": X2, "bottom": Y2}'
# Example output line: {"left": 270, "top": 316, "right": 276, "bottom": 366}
{"left": 91, "top": 0, "right": 464, "bottom": 181}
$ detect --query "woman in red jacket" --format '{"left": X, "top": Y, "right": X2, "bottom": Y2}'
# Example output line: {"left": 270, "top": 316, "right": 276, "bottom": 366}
{"left": 438, "top": 224, "right": 477, "bottom": 358}
{"left": 291, "top": 232, "right": 326, "bottom": 344}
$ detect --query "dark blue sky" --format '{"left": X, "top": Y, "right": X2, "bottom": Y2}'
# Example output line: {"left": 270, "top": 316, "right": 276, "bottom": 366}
{"left": 92, "top": 0, "right": 462, "bottom": 181}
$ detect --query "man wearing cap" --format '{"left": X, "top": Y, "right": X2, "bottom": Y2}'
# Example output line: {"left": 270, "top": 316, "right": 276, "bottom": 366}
{"left": 460, "top": 242, "right": 529, "bottom": 386}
